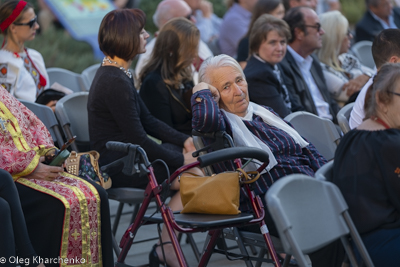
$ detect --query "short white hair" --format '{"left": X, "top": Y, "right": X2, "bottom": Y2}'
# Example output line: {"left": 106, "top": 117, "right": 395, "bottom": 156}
{"left": 198, "top": 54, "right": 246, "bottom": 84}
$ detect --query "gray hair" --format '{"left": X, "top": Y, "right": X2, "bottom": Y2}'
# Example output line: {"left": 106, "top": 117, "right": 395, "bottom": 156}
{"left": 198, "top": 54, "right": 246, "bottom": 84}
{"left": 364, "top": 63, "right": 400, "bottom": 118}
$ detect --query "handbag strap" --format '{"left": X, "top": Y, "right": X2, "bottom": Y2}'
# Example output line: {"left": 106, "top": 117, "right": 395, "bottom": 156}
{"left": 236, "top": 168, "right": 260, "bottom": 184}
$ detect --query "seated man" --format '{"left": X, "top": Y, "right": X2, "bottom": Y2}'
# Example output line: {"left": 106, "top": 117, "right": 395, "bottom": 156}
{"left": 355, "top": 0, "right": 400, "bottom": 43}
{"left": 0, "top": 85, "right": 113, "bottom": 266}
{"left": 192, "top": 54, "right": 344, "bottom": 267}
{"left": 280, "top": 6, "right": 340, "bottom": 122}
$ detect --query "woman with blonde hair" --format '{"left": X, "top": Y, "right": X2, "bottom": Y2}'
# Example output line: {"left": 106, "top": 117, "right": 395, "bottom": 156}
{"left": 140, "top": 17, "right": 200, "bottom": 135}
{"left": 317, "top": 11, "right": 374, "bottom": 106}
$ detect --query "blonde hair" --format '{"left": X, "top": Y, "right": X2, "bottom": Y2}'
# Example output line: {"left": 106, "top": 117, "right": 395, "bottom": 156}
{"left": 316, "top": 11, "right": 348, "bottom": 72}
{"left": 140, "top": 18, "right": 200, "bottom": 89}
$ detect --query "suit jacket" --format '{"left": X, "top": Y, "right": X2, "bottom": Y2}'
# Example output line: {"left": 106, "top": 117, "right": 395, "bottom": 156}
{"left": 280, "top": 51, "right": 340, "bottom": 122}
{"left": 244, "top": 55, "right": 304, "bottom": 118}
{"left": 355, "top": 8, "right": 400, "bottom": 43}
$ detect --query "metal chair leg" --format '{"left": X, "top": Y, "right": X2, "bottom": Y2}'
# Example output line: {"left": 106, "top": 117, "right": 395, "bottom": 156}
{"left": 113, "top": 202, "right": 125, "bottom": 236}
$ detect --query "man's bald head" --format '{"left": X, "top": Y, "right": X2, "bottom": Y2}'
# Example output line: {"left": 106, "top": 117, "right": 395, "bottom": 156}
{"left": 153, "top": 0, "right": 192, "bottom": 29}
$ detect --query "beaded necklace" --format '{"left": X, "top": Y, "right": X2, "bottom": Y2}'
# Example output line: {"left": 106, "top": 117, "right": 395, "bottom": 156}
{"left": 102, "top": 57, "right": 132, "bottom": 79}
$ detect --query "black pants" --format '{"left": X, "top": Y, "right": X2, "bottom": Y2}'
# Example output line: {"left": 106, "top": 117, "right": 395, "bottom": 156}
{"left": 0, "top": 169, "right": 36, "bottom": 267}
{"left": 15, "top": 177, "right": 114, "bottom": 267}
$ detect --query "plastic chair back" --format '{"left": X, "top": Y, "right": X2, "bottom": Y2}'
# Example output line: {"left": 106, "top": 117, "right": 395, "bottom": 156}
{"left": 81, "top": 63, "right": 100, "bottom": 90}
{"left": 337, "top": 103, "right": 354, "bottom": 134}
{"left": 55, "top": 92, "right": 89, "bottom": 152}
{"left": 351, "top": 41, "right": 375, "bottom": 69}
{"left": 284, "top": 111, "right": 340, "bottom": 161}
{"left": 266, "top": 174, "right": 374, "bottom": 267}
{"left": 19, "top": 100, "right": 64, "bottom": 147}
{"left": 315, "top": 160, "right": 334, "bottom": 181}
{"left": 47, "top": 67, "right": 88, "bottom": 92}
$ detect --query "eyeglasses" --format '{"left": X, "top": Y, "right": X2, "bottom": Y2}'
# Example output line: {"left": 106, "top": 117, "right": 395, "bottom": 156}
{"left": 304, "top": 23, "right": 321, "bottom": 32}
{"left": 184, "top": 14, "right": 192, "bottom": 20}
{"left": 13, "top": 16, "right": 37, "bottom": 28}
{"left": 389, "top": 91, "right": 400, "bottom": 97}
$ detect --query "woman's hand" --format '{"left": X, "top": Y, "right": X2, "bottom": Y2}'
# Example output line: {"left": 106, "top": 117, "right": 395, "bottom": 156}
{"left": 183, "top": 137, "right": 196, "bottom": 153}
{"left": 342, "top": 74, "right": 370, "bottom": 97}
{"left": 193, "top": 82, "right": 220, "bottom": 103}
{"left": 24, "top": 157, "right": 63, "bottom": 181}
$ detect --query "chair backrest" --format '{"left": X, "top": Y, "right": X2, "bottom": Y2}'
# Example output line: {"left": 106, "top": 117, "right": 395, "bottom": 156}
{"left": 266, "top": 174, "right": 374, "bottom": 267}
{"left": 351, "top": 41, "right": 375, "bottom": 69}
{"left": 284, "top": 111, "right": 340, "bottom": 161}
{"left": 337, "top": 103, "right": 354, "bottom": 134}
{"left": 19, "top": 100, "right": 64, "bottom": 146}
{"left": 47, "top": 67, "right": 88, "bottom": 92}
{"left": 315, "top": 160, "right": 334, "bottom": 181}
{"left": 55, "top": 92, "right": 89, "bottom": 152}
{"left": 81, "top": 63, "right": 100, "bottom": 90}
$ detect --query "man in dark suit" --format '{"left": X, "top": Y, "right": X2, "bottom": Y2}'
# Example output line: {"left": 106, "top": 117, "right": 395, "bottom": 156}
{"left": 355, "top": 0, "right": 400, "bottom": 43}
{"left": 280, "top": 6, "right": 339, "bottom": 122}
{"left": 244, "top": 14, "right": 304, "bottom": 118}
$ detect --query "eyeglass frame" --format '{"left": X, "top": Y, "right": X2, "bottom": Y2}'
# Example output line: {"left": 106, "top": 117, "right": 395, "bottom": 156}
{"left": 13, "top": 16, "right": 37, "bottom": 28}
{"left": 303, "top": 22, "right": 322, "bottom": 32}
{"left": 389, "top": 91, "right": 400, "bottom": 97}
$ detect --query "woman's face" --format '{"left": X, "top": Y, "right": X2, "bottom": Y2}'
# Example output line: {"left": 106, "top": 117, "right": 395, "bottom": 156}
{"left": 269, "top": 3, "right": 285, "bottom": 19}
{"left": 258, "top": 30, "right": 287, "bottom": 65}
{"left": 11, "top": 8, "right": 39, "bottom": 43}
{"left": 209, "top": 66, "right": 249, "bottom": 117}
{"left": 339, "top": 29, "right": 352, "bottom": 55}
{"left": 384, "top": 87, "right": 400, "bottom": 128}
{"left": 138, "top": 28, "right": 150, "bottom": 54}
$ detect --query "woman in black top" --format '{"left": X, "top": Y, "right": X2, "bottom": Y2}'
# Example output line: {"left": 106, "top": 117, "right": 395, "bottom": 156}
{"left": 139, "top": 18, "right": 200, "bottom": 135}
{"left": 88, "top": 9, "right": 199, "bottom": 267}
{"left": 332, "top": 63, "right": 400, "bottom": 266}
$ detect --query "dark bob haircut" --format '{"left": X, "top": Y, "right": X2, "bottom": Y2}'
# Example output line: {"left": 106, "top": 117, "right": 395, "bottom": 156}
{"left": 98, "top": 8, "right": 146, "bottom": 61}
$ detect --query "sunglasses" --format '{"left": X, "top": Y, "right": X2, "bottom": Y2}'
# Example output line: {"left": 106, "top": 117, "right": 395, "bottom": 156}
{"left": 304, "top": 23, "right": 321, "bottom": 32}
{"left": 13, "top": 16, "right": 37, "bottom": 28}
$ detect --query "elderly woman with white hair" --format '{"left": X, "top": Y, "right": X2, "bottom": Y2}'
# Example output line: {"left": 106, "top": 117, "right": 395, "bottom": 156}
{"left": 317, "top": 11, "right": 374, "bottom": 106}
{"left": 192, "top": 54, "right": 345, "bottom": 267}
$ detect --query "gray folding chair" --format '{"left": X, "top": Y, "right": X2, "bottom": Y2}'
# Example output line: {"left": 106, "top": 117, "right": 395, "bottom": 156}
{"left": 284, "top": 111, "right": 341, "bottom": 161}
{"left": 81, "top": 63, "right": 100, "bottom": 90}
{"left": 337, "top": 103, "right": 354, "bottom": 134}
{"left": 47, "top": 67, "right": 88, "bottom": 92}
{"left": 55, "top": 92, "right": 90, "bottom": 152}
{"left": 266, "top": 174, "right": 374, "bottom": 267}
{"left": 351, "top": 41, "right": 375, "bottom": 70}
{"left": 315, "top": 160, "right": 334, "bottom": 182}
{"left": 19, "top": 100, "right": 64, "bottom": 147}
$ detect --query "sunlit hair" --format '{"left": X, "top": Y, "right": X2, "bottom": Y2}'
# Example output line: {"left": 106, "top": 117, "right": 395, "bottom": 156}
{"left": 140, "top": 18, "right": 200, "bottom": 89}
{"left": 316, "top": 11, "right": 348, "bottom": 72}
{"left": 0, "top": 0, "right": 33, "bottom": 46}
{"left": 98, "top": 9, "right": 146, "bottom": 61}
{"left": 199, "top": 54, "right": 245, "bottom": 85}
{"left": 249, "top": 14, "right": 291, "bottom": 55}
{"left": 364, "top": 63, "right": 400, "bottom": 119}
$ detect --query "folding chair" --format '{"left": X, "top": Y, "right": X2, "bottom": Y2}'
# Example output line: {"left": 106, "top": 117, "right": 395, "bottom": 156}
{"left": 266, "top": 174, "right": 374, "bottom": 267}
{"left": 337, "top": 103, "right": 354, "bottom": 134}
{"left": 19, "top": 100, "right": 64, "bottom": 148}
{"left": 351, "top": 41, "right": 375, "bottom": 70}
{"left": 81, "top": 63, "right": 100, "bottom": 90}
{"left": 47, "top": 67, "right": 88, "bottom": 92}
{"left": 284, "top": 111, "right": 341, "bottom": 161}
{"left": 315, "top": 160, "right": 334, "bottom": 182}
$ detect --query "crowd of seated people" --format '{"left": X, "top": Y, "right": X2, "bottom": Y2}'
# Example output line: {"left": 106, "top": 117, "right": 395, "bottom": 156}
{"left": 2, "top": 0, "right": 399, "bottom": 266}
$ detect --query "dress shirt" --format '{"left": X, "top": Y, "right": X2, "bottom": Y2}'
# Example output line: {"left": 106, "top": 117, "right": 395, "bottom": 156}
{"left": 349, "top": 76, "right": 374, "bottom": 129}
{"left": 287, "top": 46, "right": 332, "bottom": 119}
{"left": 218, "top": 3, "right": 251, "bottom": 57}
{"left": 370, "top": 10, "right": 398, "bottom": 29}
{"left": 194, "top": 10, "right": 222, "bottom": 43}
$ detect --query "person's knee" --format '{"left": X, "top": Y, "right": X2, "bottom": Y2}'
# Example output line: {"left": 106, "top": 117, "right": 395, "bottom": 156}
{"left": 0, "top": 198, "right": 11, "bottom": 222}
{"left": 0, "top": 169, "right": 13, "bottom": 188}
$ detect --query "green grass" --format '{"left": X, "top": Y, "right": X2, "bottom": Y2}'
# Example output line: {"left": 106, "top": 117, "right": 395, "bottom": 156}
{"left": 0, "top": 0, "right": 365, "bottom": 73}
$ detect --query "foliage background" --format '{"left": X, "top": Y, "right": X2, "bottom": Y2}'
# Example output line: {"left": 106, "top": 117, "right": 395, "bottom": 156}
{"left": 0, "top": 0, "right": 366, "bottom": 73}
